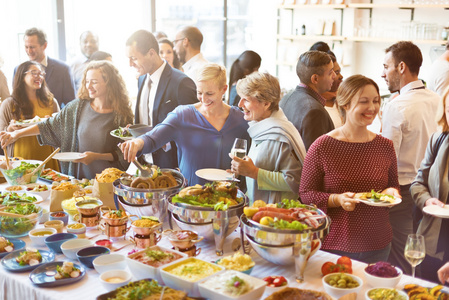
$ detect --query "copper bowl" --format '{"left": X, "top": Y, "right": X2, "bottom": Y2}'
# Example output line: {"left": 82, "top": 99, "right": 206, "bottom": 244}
{"left": 131, "top": 220, "right": 163, "bottom": 236}
{"left": 163, "top": 229, "right": 204, "bottom": 249}
{"left": 75, "top": 198, "right": 103, "bottom": 216}
{"left": 101, "top": 209, "right": 130, "bottom": 226}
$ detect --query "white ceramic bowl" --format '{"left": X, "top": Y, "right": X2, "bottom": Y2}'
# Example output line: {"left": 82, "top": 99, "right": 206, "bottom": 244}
{"left": 365, "top": 287, "right": 409, "bottom": 300}
{"left": 29, "top": 227, "right": 57, "bottom": 247}
{"left": 99, "top": 269, "right": 132, "bottom": 292}
{"left": 322, "top": 273, "right": 363, "bottom": 299}
{"left": 126, "top": 245, "right": 187, "bottom": 283}
{"left": 60, "top": 238, "right": 94, "bottom": 259}
{"left": 263, "top": 276, "right": 290, "bottom": 294}
{"left": 160, "top": 257, "right": 225, "bottom": 297}
{"left": 93, "top": 253, "right": 127, "bottom": 274}
{"left": 26, "top": 183, "right": 51, "bottom": 200}
{"left": 364, "top": 266, "right": 402, "bottom": 288}
{"left": 198, "top": 270, "right": 267, "bottom": 300}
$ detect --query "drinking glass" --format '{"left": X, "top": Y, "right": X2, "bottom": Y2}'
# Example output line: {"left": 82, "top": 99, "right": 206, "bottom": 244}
{"left": 404, "top": 234, "right": 426, "bottom": 278}
{"left": 230, "top": 138, "right": 247, "bottom": 178}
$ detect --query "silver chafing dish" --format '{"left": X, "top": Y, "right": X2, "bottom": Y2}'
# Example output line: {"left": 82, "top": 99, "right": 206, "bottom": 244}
{"left": 240, "top": 205, "right": 331, "bottom": 283}
{"left": 113, "top": 169, "right": 186, "bottom": 221}
{"left": 167, "top": 190, "right": 247, "bottom": 256}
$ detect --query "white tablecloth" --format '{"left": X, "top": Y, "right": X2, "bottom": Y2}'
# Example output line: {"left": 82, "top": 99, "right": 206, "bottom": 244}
{"left": 0, "top": 181, "right": 445, "bottom": 300}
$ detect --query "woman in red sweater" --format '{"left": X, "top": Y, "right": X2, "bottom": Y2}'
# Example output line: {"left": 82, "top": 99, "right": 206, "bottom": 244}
{"left": 299, "top": 75, "right": 400, "bottom": 263}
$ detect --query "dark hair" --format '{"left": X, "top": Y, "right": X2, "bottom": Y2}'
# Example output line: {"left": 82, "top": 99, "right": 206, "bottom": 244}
{"left": 228, "top": 50, "right": 262, "bottom": 99}
{"left": 336, "top": 74, "right": 380, "bottom": 123}
{"left": 310, "top": 41, "right": 331, "bottom": 52}
{"left": 24, "top": 28, "right": 47, "bottom": 45}
{"left": 179, "top": 26, "right": 203, "bottom": 49}
{"left": 158, "top": 38, "right": 181, "bottom": 70}
{"left": 296, "top": 50, "right": 332, "bottom": 84}
{"left": 89, "top": 51, "right": 112, "bottom": 61}
{"left": 12, "top": 61, "right": 53, "bottom": 120}
{"left": 385, "top": 41, "right": 422, "bottom": 75}
{"left": 126, "top": 30, "right": 159, "bottom": 55}
{"left": 154, "top": 31, "right": 167, "bottom": 40}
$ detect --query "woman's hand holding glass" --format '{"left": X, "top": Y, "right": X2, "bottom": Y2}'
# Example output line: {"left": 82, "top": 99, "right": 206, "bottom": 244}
{"left": 119, "top": 138, "right": 145, "bottom": 163}
{"left": 229, "top": 153, "right": 258, "bottom": 179}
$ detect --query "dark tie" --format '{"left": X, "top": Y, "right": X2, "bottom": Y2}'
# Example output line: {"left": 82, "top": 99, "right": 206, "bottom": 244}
{"left": 142, "top": 77, "right": 152, "bottom": 125}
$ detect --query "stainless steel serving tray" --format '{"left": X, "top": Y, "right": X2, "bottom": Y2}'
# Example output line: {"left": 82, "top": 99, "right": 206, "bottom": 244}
{"left": 240, "top": 206, "right": 331, "bottom": 246}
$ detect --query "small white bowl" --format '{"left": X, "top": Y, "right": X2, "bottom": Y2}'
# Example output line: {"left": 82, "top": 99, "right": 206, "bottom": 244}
{"left": 263, "top": 276, "right": 289, "bottom": 294}
{"left": 99, "top": 269, "right": 132, "bottom": 291}
{"left": 26, "top": 183, "right": 50, "bottom": 200}
{"left": 29, "top": 228, "right": 57, "bottom": 247}
{"left": 365, "top": 287, "right": 409, "bottom": 300}
{"left": 322, "top": 273, "right": 363, "bottom": 299}
{"left": 199, "top": 270, "right": 267, "bottom": 300}
{"left": 93, "top": 253, "right": 127, "bottom": 274}
{"left": 364, "top": 266, "right": 402, "bottom": 288}
{"left": 60, "top": 238, "right": 94, "bottom": 259}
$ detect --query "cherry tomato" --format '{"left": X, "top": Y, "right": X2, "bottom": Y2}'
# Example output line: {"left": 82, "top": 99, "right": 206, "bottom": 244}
{"left": 263, "top": 275, "right": 288, "bottom": 287}
{"left": 321, "top": 261, "right": 336, "bottom": 276}
{"left": 336, "top": 263, "right": 353, "bottom": 274}
{"left": 337, "top": 256, "right": 352, "bottom": 267}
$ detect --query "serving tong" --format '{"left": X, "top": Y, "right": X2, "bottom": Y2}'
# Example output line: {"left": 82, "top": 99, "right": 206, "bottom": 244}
{"left": 0, "top": 209, "right": 38, "bottom": 220}
{"left": 117, "top": 143, "right": 153, "bottom": 177}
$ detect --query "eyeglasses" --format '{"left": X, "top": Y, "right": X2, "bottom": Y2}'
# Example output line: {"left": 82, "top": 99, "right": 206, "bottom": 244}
{"left": 172, "top": 37, "right": 185, "bottom": 44}
{"left": 25, "top": 70, "right": 46, "bottom": 78}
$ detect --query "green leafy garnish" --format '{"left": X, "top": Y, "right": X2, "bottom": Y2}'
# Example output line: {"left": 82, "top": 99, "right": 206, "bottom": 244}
{"left": 276, "top": 199, "right": 307, "bottom": 209}
{"left": 272, "top": 218, "right": 309, "bottom": 231}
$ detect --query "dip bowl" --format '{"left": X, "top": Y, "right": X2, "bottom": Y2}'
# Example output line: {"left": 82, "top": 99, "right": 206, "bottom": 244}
{"left": 322, "top": 273, "right": 363, "bottom": 299}
{"left": 99, "top": 269, "right": 132, "bottom": 292}
{"left": 29, "top": 227, "right": 57, "bottom": 247}
{"left": 44, "top": 232, "right": 77, "bottom": 253}
{"left": 60, "top": 238, "right": 94, "bottom": 259}
{"left": 93, "top": 253, "right": 127, "bottom": 274}
{"left": 49, "top": 211, "right": 69, "bottom": 225}
{"left": 363, "top": 265, "right": 403, "bottom": 288}
{"left": 76, "top": 246, "right": 110, "bottom": 268}
{"left": 365, "top": 288, "right": 409, "bottom": 300}
{"left": 163, "top": 229, "right": 204, "bottom": 249}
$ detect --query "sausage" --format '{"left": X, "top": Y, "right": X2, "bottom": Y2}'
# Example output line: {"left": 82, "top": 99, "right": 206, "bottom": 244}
{"left": 252, "top": 211, "right": 296, "bottom": 223}
{"left": 257, "top": 207, "right": 292, "bottom": 214}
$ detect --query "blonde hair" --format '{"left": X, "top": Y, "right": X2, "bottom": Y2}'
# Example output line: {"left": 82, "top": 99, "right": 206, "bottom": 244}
{"left": 78, "top": 60, "right": 133, "bottom": 124}
{"left": 197, "top": 63, "right": 227, "bottom": 89}
{"left": 437, "top": 86, "right": 449, "bottom": 132}
{"left": 336, "top": 74, "right": 379, "bottom": 123}
{"left": 236, "top": 72, "right": 280, "bottom": 111}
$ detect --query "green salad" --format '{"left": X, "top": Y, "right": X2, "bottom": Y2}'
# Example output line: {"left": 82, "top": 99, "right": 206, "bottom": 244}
{"left": 0, "top": 204, "right": 41, "bottom": 237}
{"left": 0, "top": 192, "right": 38, "bottom": 205}
{"left": 109, "top": 279, "right": 164, "bottom": 300}
{"left": 2, "top": 161, "right": 40, "bottom": 185}
{"left": 112, "top": 126, "right": 132, "bottom": 138}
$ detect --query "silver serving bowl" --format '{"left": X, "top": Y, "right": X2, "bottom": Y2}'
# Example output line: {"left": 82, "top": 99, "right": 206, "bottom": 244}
{"left": 246, "top": 234, "right": 296, "bottom": 265}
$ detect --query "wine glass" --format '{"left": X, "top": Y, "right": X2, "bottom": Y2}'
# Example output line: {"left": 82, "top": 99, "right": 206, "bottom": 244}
{"left": 404, "top": 234, "right": 426, "bottom": 278}
{"left": 230, "top": 138, "right": 247, "bottom": 178}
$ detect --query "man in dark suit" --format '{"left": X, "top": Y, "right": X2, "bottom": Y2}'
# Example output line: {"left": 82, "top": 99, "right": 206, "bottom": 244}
{"left": 125, "top": 30, "right": 197, "bottom": 169}
{"left": 280, "top": 50, "right": 336, "bottom": 150}
{"left": 14, "top": 28, "right": 75, "bottom": 107}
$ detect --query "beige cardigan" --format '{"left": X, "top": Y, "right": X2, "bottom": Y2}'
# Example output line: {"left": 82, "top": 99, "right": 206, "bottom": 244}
{"left": 0, "top": 97, "right": 59, "bottom": 157}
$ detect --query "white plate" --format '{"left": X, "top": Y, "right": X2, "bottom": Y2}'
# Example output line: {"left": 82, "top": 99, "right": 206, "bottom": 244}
{"left": 53, "top": 152, "right": 84, "bottom": 162}
{"left": 195, "top": 168, "right": 232, "bottom": 181}
{"left": 423, "top": 205, "right": 449, "bottom": 218}
{"left": 110, "top": 130, "right": 133, "bottom": 141}
{"left": 356, "top": 196, "right": 402, "bottom": 207}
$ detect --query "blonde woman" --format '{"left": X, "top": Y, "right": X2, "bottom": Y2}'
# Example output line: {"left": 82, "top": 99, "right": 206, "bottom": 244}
{"left": 120, "top": 63, "right": 250, "bottom": 185}
{"left": 0, "top": 61, "right": 133, "bottom": 178}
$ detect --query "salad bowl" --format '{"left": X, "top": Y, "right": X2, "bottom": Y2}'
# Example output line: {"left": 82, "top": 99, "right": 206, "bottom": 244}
{"left": 1, "top": 160, "right": 43, "bottom": 186}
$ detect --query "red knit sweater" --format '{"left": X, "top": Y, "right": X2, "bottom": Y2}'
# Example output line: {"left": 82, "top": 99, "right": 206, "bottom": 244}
{"left": 299, "top": 134, "right": 399, "bottom": 253}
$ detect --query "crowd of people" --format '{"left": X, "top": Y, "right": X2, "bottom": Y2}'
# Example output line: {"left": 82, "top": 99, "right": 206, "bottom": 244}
{"left": 0, "top": 25, "right": 448, "bottom": 285}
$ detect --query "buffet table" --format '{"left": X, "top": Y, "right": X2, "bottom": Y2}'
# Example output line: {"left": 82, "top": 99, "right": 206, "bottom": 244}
{"left": 0, "top": 181, "right": 445, "bottom": 300}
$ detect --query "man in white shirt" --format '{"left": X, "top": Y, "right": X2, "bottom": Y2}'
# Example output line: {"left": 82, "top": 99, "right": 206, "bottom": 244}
{"left": 323, "top": 51, "right": 343, "bottom": 128}
{"left": 70, "top": 31, "right": 99, "bottom": 92}
{"left": 381, "top": 41, "right": 440, "bottom": 275}
{"left": 173, "top": 26, "right": 209, "bottom": 82}
{"left": 125, "top": 30, "right": 197, "bottom": 169}
{"left": 427, "top": 41, "right": 449, "bottom": 97}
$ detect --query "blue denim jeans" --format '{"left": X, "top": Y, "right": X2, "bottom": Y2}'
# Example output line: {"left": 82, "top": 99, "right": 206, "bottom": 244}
{"left": 325, "top": 243, "right": 392, "bottom": 264}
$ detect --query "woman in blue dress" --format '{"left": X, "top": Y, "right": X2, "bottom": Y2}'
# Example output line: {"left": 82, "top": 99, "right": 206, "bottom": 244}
{"left": 120, "top": 63, "right": 250, "bottom": 185}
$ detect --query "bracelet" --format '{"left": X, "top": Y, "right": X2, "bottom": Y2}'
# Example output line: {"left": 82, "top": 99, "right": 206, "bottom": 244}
{"left": 330, "top": 194, "right": 336, "bottom": 207}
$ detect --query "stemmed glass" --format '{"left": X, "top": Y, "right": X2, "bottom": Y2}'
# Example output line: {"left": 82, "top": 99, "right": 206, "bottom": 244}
{"left": 404, "top": 234, "right": 426, "bottom": 278}
{"left": 230, "top": 138, "right": 247, "bottom": 179}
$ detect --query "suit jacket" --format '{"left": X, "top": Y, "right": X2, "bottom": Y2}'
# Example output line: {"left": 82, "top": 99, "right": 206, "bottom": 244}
{"left": 411, "top": 131, "right": 449, "bottom": 258}
{"left": 279, "top": 85, "right": 334, "bottom": 151}
{"left": 135, "top": 64, "right": 197, "bottom": 169}
{"left": 14, "top": 57, "right": 76, "bottom": 107}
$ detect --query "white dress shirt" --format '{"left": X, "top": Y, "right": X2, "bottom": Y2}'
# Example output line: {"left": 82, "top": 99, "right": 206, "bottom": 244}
{"left": 325, "top": 103, "right": 343, "bottom": 128}
{"left": 183, "top": 52, "right": 209, "bottom": 82}
{"left": 382, "top": 80, "right": 440, "bottom": 185}
{"left": 427, "top": 58, "right": 449, "bottom": 97}
{"left": 138, "top": 60, "right": 166, "bottom": 127}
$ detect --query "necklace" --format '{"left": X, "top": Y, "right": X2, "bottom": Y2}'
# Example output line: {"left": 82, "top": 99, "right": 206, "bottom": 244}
{"left": 341, "top": 127, "right": 370, "bottom": 143}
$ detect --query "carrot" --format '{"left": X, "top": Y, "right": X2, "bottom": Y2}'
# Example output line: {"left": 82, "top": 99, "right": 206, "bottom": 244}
{"left": 252, "top": 211, "right": 296, "bottom": 223}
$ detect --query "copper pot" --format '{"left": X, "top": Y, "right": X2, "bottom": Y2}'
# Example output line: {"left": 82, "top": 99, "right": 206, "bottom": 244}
{"left": 131, "top": 221, "right": 162, "bottom": 236}
{"left": 100, "top": 207, "right": 133, "bottom": 226}
{"left": 163, "top": 229, "right": 204, "bottom": 249}
{"left": 75, "top": 198, "right": 103, "bottom": 216}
